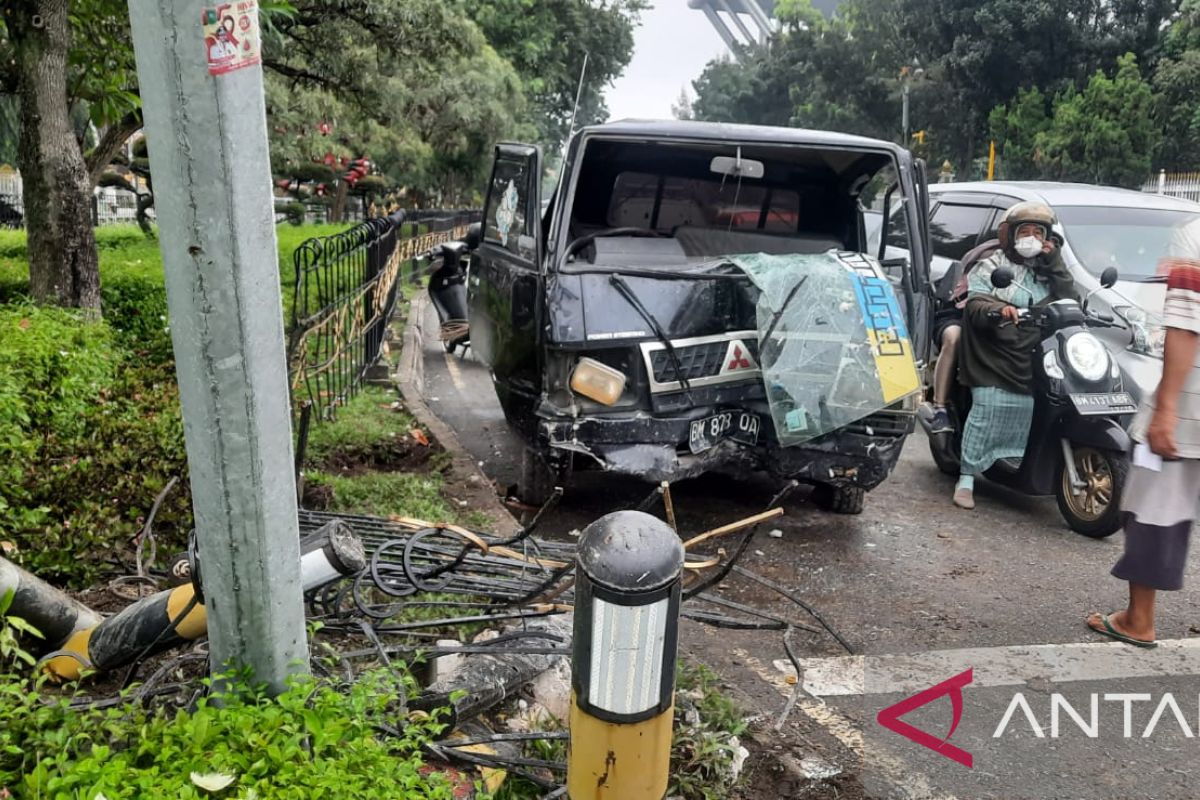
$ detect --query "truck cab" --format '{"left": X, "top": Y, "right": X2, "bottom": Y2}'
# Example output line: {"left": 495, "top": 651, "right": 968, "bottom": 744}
{"left": 468, "top": 120, "right": 932, "bottom": 512}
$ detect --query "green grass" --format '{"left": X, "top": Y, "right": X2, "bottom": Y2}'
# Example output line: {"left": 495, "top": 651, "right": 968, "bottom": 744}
{"left": 0, "top": 660, "right": 459, "bottom": 800}
{"left": 306, "top": 471, "right": 453, "bottom": 521}
{"left": 671, "top": 660, "right": 748, "bottom": 800}
{"left": 0, "top": 223, "right": 352, "bottom": 324}
{"left": 304, "top": 387, "right": 418, "bottom": 465}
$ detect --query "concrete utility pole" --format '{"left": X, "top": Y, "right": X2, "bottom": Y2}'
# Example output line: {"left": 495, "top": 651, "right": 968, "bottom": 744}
{"left": 127, "top": 0, "right": 308, "bottom": 692}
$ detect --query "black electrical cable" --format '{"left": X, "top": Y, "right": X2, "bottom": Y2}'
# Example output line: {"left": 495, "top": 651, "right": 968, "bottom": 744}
{"left": 730, "top": 565, "right": 856, "bottom": 655}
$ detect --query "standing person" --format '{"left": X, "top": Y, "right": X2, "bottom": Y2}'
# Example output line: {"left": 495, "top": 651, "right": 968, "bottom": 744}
{"left": 1087, "top": 217, "right": 1200, "bottom": 648}
{"left": 952, "top": 203, "right": 1078, "bottom": 510}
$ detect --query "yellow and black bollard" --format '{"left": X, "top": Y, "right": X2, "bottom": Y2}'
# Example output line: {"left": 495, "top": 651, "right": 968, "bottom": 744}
{"left": 567, "top": 511, "right": 684, "bottom": 800}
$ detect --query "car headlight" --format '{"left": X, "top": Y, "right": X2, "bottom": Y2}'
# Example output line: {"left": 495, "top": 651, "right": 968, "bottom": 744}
{"left": 1115, "top": 305, "right": 1165, "bottom": 359}
{"left": 571, "top": 357, "right": 627, "bottom": 406}
{"left": 1064, "top": 332, "right": 1110, "bottom": 382}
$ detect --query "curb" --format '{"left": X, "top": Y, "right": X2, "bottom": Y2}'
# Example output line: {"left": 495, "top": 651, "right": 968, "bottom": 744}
{"left": 395, "top": 291, "right": 522, "bottom": 536}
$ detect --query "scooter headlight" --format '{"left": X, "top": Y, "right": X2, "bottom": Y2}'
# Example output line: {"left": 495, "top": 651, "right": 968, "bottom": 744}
{"left": 1043, "top": 350, "right": 1065, "bottom": 380}
{"left": 1063, "top": 332, "right": 1109, "bottom": 382}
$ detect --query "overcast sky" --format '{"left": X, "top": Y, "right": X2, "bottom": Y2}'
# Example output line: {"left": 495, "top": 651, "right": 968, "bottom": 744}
{"left": 604, "top": 1, "right": 731, "bottom": 122}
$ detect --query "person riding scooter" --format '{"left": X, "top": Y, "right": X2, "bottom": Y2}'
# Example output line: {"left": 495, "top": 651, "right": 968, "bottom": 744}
{"left": 927, "top": 237, "right": 1002, "bottom": 434}
{"left": 953, "top": 202, "right": 1079, "bottom": 510}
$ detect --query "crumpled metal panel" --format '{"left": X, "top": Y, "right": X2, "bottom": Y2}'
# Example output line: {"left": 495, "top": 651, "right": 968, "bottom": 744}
{"left": 731, "top": 251, "right": 921, "bottom": 447}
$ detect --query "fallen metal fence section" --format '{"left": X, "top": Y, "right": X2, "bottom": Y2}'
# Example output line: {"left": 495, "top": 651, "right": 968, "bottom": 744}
{"left": 286, "top": 209, "right": 480, "bottom": 424}
{"left": 32, "top": 482, "right": 850, "bottom": 797}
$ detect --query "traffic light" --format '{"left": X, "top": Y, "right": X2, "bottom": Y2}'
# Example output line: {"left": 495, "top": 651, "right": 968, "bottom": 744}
{"left": 912, "top": 130, "right": 927, "bottom": 145}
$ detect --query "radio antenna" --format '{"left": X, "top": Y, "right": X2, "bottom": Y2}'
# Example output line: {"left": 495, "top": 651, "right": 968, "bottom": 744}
{"left": 556, "top": 52, "right": 590, "bottom": 189}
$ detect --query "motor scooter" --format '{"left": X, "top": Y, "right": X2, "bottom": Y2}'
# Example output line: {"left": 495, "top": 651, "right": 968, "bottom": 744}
{"left": 918, "top": 266, "right": 1134, "bottom": 538}
{"left": 426, "top": 223, "right": 481, "bottom": 355}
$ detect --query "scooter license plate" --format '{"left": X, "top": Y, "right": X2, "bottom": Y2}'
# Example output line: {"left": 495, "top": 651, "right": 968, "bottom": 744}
{"left": 689, "top": 412, "right": 760, "bottom": 454}
{"left": 1069, "top": 392, "right": 1137, "bottom": 416}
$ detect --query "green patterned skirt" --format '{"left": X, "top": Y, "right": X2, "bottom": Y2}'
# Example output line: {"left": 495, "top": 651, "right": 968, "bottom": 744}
{"left": 960, "top": 386, "right": 1033, "bottom": 476}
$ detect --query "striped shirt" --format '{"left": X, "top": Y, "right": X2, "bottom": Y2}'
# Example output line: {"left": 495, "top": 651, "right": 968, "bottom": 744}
{"left": 1130, "top": 220, "right": 1200, "bottom": 457}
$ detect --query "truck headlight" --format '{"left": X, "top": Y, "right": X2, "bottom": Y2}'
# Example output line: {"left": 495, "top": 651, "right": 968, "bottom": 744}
{"left": 571, "top": 357, "right": 627, "bottom": 406}
{"left": 1064, "top": 332, "right": 1109, "bottom": 382}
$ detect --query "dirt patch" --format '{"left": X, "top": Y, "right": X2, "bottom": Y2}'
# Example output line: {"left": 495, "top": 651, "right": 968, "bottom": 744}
{"left": 301, "top": 480, "right": 336, "bottom": 511}
{"left": 313, "top": 434, "right": 442, "bottom": 477}
{"left": 737, "top": 750, "right": 868, "bottom": 800}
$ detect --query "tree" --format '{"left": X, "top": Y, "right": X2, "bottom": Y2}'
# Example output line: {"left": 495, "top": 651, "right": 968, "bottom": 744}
{"left": 262, "top": 0, "right": 527, "bottom": 211}
{"left": 461, "top": 0, "right": 647, "bottom": 147}
{"left": 671, "top": 87, "right": 693, "bottom": 121}
{"left": 1036, "top": 54, "right": 1159, "bottom": 187}
{"left": 988, "top": 87, "right": 1051, "bottom": 179}
{"left": 1153, "top": 0, "right": 1200, "bottom": 170}
{"left": 2, "top": 1, "right": 101, "bottom": 311}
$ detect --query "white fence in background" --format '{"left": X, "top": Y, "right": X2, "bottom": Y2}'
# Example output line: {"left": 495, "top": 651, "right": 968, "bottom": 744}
{"left": 1143, "top": 170, "right": 1200, "bottom": 203}
{"left": 0, "top": 166, "right": 151, "bottom": 227}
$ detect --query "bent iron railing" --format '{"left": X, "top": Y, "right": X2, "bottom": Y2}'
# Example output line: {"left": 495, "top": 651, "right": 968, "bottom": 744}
{"left": 286, "top": 210, "right": 479, "bottom": 425}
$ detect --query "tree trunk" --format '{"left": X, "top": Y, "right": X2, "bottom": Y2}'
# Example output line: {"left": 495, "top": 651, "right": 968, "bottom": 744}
{"left": 330, "top": 179, "right": 349, "bottom": 223}
{"left": 5, "top": 0, "right": 101, "bottom": 313}
{"left": 86, "top": 111, "right": 143, "bottom": 186}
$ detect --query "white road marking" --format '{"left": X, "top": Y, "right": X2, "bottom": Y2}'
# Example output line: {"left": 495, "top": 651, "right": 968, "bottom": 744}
{"left": 774, "top": 637, "right": 1200, "bottom": 698}
{"left": 443, "top": 349, "right": 466, "bottom": 392}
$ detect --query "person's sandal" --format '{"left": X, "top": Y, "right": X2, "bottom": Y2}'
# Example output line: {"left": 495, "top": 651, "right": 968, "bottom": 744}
{"left": 953, "top": 487, "right": 975, "bottom": 510}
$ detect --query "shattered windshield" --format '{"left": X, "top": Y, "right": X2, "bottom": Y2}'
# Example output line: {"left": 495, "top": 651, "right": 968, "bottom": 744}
{"left": 730, "top": 251, "right": 921, "bottom": 446}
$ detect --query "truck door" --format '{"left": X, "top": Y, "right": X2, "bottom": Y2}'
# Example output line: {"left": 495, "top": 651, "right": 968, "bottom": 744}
{"left": 468, "top": 144, "right": 544, "bottom": 393}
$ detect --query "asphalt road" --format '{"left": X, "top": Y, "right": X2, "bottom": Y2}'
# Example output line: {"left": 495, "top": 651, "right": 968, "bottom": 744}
{"left": 419, "top": 302, "right": 1200, "bottom": 799}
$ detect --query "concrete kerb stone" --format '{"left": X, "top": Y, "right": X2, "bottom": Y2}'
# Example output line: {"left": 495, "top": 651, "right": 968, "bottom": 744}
{"left": 393, "top": 291, "right": 521, "bottom": 536}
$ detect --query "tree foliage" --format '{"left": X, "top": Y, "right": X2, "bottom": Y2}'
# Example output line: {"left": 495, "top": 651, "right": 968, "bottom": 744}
{"left": 690, "top": 0, "right": 1196, "bottom": 179}
{"left": 462, "top": 0, "right": 648, "bottom": 147}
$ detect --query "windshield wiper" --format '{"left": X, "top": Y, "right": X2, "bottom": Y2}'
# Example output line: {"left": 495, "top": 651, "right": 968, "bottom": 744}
{"left": 608, "top": 274, "right": 696, "bottom": 404}
{"left": 1134, "top": 275, "right": 1168, "bottom": 283}
{"left": 762, "top": 275, "right": 808, "bottom": 343}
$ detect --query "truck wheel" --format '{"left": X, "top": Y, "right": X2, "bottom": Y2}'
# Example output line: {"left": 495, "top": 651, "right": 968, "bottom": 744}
{"left": 812, "top": 484, "right": 865, "bottom": 515}
{"left": 1056, "top": 447, "right": 1127, "bottom": 539}
{"left": 517, "top": 448, "right": 559, "bottom": 507}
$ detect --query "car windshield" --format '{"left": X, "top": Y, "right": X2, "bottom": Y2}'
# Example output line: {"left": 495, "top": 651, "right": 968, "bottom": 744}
{"left": 1058, "top": 205, "right": 1200, "bottom": 280}
{"left": 560, "top": 138, "right": 913, "bottom": 273}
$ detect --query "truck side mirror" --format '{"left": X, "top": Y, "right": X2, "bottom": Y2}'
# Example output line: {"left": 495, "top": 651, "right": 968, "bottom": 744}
{"left": 464, "top": 222, "right": 482, "bottom": 250}
{"left": 1100, "top": 267, "right": 1119, "bottom": 289}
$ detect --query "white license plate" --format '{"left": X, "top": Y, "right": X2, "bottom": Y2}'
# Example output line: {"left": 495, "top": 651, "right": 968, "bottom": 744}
{"left": 1070, "top": 392, "right": 1137, "bottom": 416}
{"left": 689, "top": 412, "right": 760, "bottom": 454}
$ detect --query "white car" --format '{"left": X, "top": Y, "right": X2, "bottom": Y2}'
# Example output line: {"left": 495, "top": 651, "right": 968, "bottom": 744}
{"left": 874, "top": 181, "right": 1200, "bottom": 404}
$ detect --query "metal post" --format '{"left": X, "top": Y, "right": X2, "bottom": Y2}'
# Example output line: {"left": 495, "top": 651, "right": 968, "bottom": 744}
{"left": 127, "top": 0, "right": 308, "bottom": 693}
{"left": 568, "top": 511, "right": 684, "bottom": 799}
{"left": 902, "top": 81, "right": 911, "bottom": 146}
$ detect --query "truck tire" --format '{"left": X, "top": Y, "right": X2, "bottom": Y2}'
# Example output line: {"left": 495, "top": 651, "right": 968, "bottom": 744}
{"left": 812, "top": 484, "right": 865, "bottom": 515}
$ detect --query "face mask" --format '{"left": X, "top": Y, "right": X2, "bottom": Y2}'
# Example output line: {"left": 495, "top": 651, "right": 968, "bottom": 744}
{"left": 1014, "top": 236, "right": 1043, "bottom": 259}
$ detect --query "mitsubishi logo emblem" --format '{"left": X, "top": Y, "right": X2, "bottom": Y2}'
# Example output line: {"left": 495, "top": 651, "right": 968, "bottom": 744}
{"left": 724, "top": 341, "right": 757, "bottom": 372}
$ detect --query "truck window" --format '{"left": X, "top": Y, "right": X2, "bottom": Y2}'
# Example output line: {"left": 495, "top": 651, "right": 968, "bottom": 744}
{"left": 484, "top": 156, "right": 535, "bottom": 260}
{"left": 607, "top": 172, "right": 801, "bottom": 233}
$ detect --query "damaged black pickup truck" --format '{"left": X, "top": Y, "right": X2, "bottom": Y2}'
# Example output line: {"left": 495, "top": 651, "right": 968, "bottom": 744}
{"left": 467, "top": 120, "right": 933, "bottom": 513}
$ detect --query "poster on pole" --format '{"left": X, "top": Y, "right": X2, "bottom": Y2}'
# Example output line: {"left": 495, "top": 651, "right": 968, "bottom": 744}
{"left": 203, "top": 2, "right": 262, "bottom": 76}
